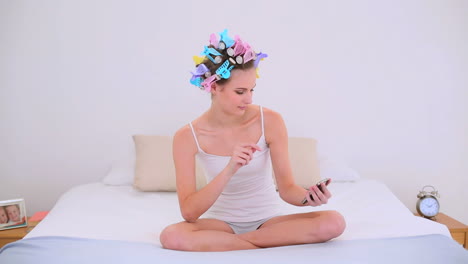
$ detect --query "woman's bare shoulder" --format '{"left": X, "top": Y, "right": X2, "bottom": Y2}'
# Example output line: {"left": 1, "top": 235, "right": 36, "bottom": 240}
{"left": 174, "top": 123, "right": 191, "bottom": 137}
{"left": 261, "top": 106, "right": 285, "bottom": 125}
{"left": 173, "top": 124, "right": 198, "bottom": 154}
{"left": 262, "top": 106, "right": 288, "bottom": 143}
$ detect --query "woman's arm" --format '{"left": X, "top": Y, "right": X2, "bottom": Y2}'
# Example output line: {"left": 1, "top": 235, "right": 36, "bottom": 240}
{"left": 173, "top": 125, "right": 260, "bottom": 222}
{"left": 265, "top": 109, "right": 330, "bottom": 206}
{"left": 173, "top": 126, "right": 231, "bottom": 222}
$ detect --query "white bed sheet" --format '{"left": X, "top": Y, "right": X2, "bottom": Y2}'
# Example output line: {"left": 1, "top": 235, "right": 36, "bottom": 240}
{"left": 25, "top": 179, "right": 450, "bottom": 246}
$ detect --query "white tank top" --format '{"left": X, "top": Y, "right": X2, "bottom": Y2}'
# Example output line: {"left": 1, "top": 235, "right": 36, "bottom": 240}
{"left": 189, "top": 106, "right": 281, "bottom": 222}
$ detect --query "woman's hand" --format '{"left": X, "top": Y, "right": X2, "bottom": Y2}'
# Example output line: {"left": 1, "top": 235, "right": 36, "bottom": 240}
{"left": 227, "top": 143, "right": 262, "bottom": 173}
{"left": 304, "top": 182, "right": 332, "bottom": 206}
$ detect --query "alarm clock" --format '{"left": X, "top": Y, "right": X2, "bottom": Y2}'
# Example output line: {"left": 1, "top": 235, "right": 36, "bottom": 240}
{"left": 416, "top": 185, "right": 440, "bottom": 219}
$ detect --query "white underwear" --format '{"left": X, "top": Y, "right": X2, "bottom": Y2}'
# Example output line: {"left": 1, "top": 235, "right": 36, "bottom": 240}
{"left": 225, "top": 216, "right": 277, "bottom": 234}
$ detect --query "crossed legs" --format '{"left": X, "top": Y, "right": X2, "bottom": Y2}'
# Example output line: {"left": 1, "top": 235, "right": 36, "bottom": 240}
{"left": 160, "top": 210, "right": 346, "bottom": 252}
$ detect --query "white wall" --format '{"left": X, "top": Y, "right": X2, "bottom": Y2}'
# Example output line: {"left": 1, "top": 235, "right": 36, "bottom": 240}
{"left": 1, "top": 0, "right": 467, "bottom": 223}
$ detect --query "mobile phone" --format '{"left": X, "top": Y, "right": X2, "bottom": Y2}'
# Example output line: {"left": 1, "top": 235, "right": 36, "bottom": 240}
{"left": 301, "top": 178, "right": 331, "bottom": 205}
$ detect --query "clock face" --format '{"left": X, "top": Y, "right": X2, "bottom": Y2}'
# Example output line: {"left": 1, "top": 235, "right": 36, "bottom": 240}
{"left": 419, "top": 196, "right": 439, "bottom": 217}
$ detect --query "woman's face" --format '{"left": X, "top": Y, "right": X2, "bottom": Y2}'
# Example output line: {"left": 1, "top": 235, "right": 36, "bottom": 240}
{"left": 0, "top": 207, "right": 8, "bottom": 224}
{"left": 214, "top": 67, "right": 257, "bottom": 114}
{"left": 6, "top": 205, "right": 20, "bottom": 222}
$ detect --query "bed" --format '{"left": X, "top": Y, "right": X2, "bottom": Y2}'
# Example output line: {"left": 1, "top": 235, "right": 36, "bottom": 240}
{"left": 1, "top": 136, "right": 467, "bottom": 263}
{"left": 1, "top": 180, "right": 467, "bottom": 263}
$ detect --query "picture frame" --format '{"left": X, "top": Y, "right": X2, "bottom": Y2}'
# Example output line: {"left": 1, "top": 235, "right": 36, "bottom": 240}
{"left": 0, "top": 198, "right": 28, "bottom": 231}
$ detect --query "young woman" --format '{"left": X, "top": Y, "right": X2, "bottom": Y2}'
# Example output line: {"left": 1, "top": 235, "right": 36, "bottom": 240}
{"left": 160, "top": 30, "right": 345, "bottom": 251}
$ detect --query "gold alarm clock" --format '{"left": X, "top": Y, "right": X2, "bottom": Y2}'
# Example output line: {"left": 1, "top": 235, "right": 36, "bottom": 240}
{"left": 416, "top": 185, "right": 440, "bottom": 219}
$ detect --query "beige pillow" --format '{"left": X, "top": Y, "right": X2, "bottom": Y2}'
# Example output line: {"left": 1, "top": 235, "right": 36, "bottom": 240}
{"left": 133, "top": 135, "right": 319, "bottom": 191}
{"left": 273, "top": 137, "right": 321, "bottom": 188}
{"left": 133, "top": 135, "right": 206, "bottom": 192}
{"left": 288, "top": 137, "right": 321, "bottom": 187}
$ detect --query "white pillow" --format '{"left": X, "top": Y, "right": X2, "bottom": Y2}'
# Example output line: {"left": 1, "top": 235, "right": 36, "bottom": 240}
{"left": 318, "top": 156, "right": 360, "bottom": 182}
{"left": 101, "top": 139, "right": 136, "bottom": 186}
{"left": 102, "top": 158, "right": 134, "bottom": 186}
{"left": 101, "top": 136, "right": 135, "bottom": 186}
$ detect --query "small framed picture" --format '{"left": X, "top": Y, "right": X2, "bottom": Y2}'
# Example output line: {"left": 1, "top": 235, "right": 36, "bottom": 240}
{"left": 0, "top": 198, "right": 28, "bottom": 231}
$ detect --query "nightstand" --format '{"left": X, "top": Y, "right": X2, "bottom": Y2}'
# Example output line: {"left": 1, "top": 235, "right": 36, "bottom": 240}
{"left": 415, "top": 212, "right": 468, "bottom": 249}
{"left": 0, "top": 220, "right": 40, "bottom": 248}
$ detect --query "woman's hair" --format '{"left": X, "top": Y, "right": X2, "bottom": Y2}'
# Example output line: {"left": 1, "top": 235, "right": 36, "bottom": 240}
{"left": 190, "top": 29, "right": 267, "bottom": 92}
{"left": 201, "top": 46, "right": 255, "bottom": 86}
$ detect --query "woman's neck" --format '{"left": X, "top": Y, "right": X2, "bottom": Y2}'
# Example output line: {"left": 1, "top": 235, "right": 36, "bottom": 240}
{"left": 205, "top": 104, "right": 250, "bottom": 129}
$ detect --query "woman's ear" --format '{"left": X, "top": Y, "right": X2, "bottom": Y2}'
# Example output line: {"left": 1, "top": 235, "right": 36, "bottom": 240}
{"left": 210, "top": 82, "right": 219, "bottom": 95}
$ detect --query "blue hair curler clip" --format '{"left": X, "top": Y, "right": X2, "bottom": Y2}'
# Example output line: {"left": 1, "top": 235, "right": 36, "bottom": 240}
{"left": 219, "top": 29, "right": 235, "bottom": 49}
{"left": 201, "top": 46, "right": 222, "bottom": 64}
{"left": 216, "top": 60, "right": 234, "bottom": 79}
{"left": 190, "top": 76, "right": 203, "bottom": 87}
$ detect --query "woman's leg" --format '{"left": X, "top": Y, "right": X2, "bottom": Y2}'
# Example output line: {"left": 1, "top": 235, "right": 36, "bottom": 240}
{"left": 160, "top": 218, "right": 259, "bottom": 251}
{"left": 238, "top": 210, "right": 346, "bottom": 248}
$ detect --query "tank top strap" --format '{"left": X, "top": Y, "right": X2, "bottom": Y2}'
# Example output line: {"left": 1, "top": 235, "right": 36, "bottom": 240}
{"left": 259, "top": 106, "right": 265, "bottom": 137}
{"left": 188, "top": 122, "right": 202, "bottom": 152}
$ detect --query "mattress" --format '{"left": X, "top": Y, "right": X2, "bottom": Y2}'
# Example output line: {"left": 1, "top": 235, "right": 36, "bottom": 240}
{"left": 25, "top": 179, "right": 451, "bottom": 245}
{"left": 3, "top": 180, "right": 468, "bottom": 264}
{"left": 2, "top": 234, "right": 467, "bottom": 264}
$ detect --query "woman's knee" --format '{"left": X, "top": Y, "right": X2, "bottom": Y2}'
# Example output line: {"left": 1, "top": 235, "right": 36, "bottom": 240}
{"left": 307, "top": 210, "right": 345, "bottom": 242}
{"left": 322, "top": 210, "right": 346, "bottom": 240}
{"left": 160, "top": 224, "right": 191, "bottom": 251}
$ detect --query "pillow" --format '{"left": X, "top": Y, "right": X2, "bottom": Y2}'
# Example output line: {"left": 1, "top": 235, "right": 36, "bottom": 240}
{"left": 102, "top": 158, "right": 134, "bottom": 186}
{"left": 273, "top": 137, "right": 321, "bottom": 188}
{"left": 101, "top": 138, "right": 136, "bottom": 186}
{"left": 104, "top": 135, "right": 323, "bottom": 191}
{"left": 288, "top": 137, "right": 321, "bottom": 187}
{"left": 132, "top": 135, "right": 206, "bottom": 192}
{"left": 318, "top": 156, "right": 361, "bottom": 182}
